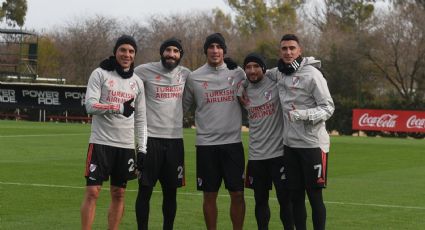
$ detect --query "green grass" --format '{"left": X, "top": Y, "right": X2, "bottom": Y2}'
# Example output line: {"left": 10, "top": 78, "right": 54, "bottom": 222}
{"left": 1, "top": 120, "right": 424, "bottom": 229}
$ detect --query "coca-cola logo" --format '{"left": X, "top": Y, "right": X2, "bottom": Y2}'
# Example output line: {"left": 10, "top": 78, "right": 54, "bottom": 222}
{"left": 358, "top": 113, "right": 398, "bottom": 128}
{"left": 406, "top": 115, "right": 425, "bottom": 129}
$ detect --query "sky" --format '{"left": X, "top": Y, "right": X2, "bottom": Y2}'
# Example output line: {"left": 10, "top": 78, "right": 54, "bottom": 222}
{"left": 23, "top": 0, "right": 232, "bottom": 31}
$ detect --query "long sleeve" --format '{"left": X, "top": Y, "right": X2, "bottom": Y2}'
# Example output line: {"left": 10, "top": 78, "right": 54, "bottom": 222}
{"left": 308, "top": 73, "right": 334, "bottom": 124}
{"left": 296, "top": 70, "right": 334, "bottom": 125}
{"left": 86, "top": 67, "right": 144, "bottom": 149}
{"left": 134, "top": 80, "right": 147, "bottom": 153}
{"left": 85, "top": 69, "right": 122, "bottom": 115}
{"left": 182, "top": 78, "right": 194, "bottom": 114}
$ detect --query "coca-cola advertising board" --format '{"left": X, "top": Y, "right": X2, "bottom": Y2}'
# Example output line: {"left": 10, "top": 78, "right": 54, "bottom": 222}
{"left": 352, "top": 109, "right": 425, "bottom": 133}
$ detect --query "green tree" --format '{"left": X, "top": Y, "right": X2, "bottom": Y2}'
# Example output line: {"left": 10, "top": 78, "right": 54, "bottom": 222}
{"left": 37, "top": 35, "right": 61, "bottom": 78}
{"left": 313, "top": 0, "right": 375, "bottom": 32}
{"left": 364, "top": 3, "right": 425, "bottom": 106}
{"left": 226, "top": 0, "right": 304, "bottom": 35}
{"left": 312, "top": 0, "right": 377, "bottom": 105}
{"left": 0, "top": 0, "right": 27, "bottom": 27}
{"left": 391, "top": 0, "right": 425, "bottom": 9}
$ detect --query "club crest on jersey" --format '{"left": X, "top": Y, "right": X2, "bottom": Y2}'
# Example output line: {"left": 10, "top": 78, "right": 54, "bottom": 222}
{"left": 202, "top": 82, "right": 208, "bottom": 89}
{"left": 129, "top": 81, "right": 136, "bottom": 91}
{"left": 227, "top": 75, "right": 235, "bottom": 86}
{"left": 292, "top": 76, "right": 300, "bottom": 86}
{"left": 108, "top": 79, "right": 115, "bottom": 88}
{"left": 197, "top": 178, "right": 203, "bottom": 186}
{"left": 264, "top": 90, "right": 272, "bottom": 101}
{"left": 248, "top": 176, "right": 254, "bottom": 185}
{"left": 175, "top": 72, "right": 183, "bottom": 84}
{"left": 90, "top": 164, "right": 97, "bottom": 172}
{"left": 155, "top": 75, "right": 161, "bottom": 82}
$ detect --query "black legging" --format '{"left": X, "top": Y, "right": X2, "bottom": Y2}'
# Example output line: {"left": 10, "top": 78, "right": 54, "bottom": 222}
{"left": 135, "top": 184, "right": 177, "bottom": 230}
{"left": 253, "top": 188, "right": 270, "bottom": 230}
{"left": 306, "top": 188, "right": 326, "bottom": 230}
{"left": 291, "top": 189, "right": 307, "bottom": 230}
{"left": 254, "top": 187, "right": 300, "bottom": 230}
{"left": 278, "top": 188, "right": 304, "bottom": 230}
{"left": 288, "top": 188, "right": 326, "bottom": 230}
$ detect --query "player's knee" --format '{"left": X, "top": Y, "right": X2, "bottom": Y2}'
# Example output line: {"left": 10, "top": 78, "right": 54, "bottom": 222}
{"left": 203, "top": 192, "right": 218, "bottom": 205}
{"left": 110, "top": 187, "right": 126, "bottom": 201}
{"left": 230, "top": 191, "right": 245, "bottom": 205}
{"left": 85, "top": 186, "right": 101, "bottom": 201}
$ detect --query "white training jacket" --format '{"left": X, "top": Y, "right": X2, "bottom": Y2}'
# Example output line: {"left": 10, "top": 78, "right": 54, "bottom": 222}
{"left": 135, "top": 61, "right": 191, "bottom": 139}
{"left": 85, "top": 67, "right": 147, "bottom": 153}
{"left": 183, "top": 62, "right": 246, "bottom": 146}
{"left": 267, "top": 57, "right": 335, "bottom": 152}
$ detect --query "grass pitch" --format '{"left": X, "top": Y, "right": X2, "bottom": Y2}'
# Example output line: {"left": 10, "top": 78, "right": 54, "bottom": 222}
{"left": 1, "top": 120, "right": 424, "bottom": 229}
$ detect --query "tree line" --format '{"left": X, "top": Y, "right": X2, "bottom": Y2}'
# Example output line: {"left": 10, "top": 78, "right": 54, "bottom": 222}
{"left": 2, "top": 0, "right": 425, "bottom": 135}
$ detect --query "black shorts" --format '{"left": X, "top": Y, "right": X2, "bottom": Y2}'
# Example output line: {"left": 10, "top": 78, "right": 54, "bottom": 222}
{"left": 196, "top": 142, "right": 245, "bottom": 192}
{"left": 138, "top": 137, "right": 185, "bottom": 188}
{"left": 245, "top": 156, "right": 286, "bottom": 191}
{"left": 282, "top": 145, "right": 328, "bottom": 189}
{"left": 84, "top": 143, "right": 136, "bottom": 188}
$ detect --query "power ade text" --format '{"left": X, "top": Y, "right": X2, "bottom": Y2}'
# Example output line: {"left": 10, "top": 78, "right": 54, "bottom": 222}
{"left": 0, "top": 89, "right": 16, "bottom": 103}
{"left": 22, "top": 90, "right": 60, "bottom": 105}
{"left": 65, "top": 91, "right": 86, "bottom": 106}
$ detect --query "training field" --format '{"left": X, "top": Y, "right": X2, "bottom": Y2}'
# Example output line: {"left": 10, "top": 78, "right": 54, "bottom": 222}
{"left": 1, "top": 120, "right": 424, "bottom": 229}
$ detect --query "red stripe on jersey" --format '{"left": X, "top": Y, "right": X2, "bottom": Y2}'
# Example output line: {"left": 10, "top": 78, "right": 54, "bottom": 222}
{"left": 84, "top": 144, "right": 94, "bottom": 176}
{"left": 321, "top": 150, "right": 327, "bottom": 182}
{"left": 93, "top": 103, "right": 120, "bottom": 111}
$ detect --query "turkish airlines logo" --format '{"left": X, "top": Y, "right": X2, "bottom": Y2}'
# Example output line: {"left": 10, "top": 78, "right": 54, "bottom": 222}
{"left": 406, "top": 115, "right": 425, "bottom": 129}
{"left": 358, "top": 113, "right": 398, "bottom": 128}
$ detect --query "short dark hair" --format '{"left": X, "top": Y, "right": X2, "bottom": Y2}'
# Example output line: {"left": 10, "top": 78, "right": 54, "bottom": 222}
{"left": 280, "top": 34, "right": 300, "bottom": 44}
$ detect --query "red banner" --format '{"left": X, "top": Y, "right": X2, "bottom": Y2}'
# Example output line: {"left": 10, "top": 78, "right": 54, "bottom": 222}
{"left": 352, "top": 109, "right": 425, "bottom": 133}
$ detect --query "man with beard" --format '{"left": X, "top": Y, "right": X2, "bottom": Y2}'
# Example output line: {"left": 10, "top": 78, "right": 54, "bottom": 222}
{"left": 134, "top": 37, "right": 191, "bottom": 230}
{"left": 239, "top": 53, "right": 295, "bottom": 230}
{"left": 81, "top": 34, "right": 147, "bottom": 230}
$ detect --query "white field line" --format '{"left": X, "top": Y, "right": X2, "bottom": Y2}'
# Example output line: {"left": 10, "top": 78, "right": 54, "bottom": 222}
{"left": 1, "top": 181, "right": 425, "bottom": 210}
{"left": 0, "top": 133, "right": 87, "bottom": 138}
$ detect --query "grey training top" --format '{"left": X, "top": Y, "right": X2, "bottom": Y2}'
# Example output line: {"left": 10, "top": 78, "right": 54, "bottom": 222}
{"left": 85, "top": 67, "right": 147, "bottom": 153}
{"left": 134, "top": 61, "right": 191, "bottom": 138}
{"left": 267, "top": 57, "right": 334, "bottom": 152}
{"left": 183, "top": 62, "right": 246, "bottom": 146}
{"left": 238, "top": 77, "right": 284, "bottom": 160}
